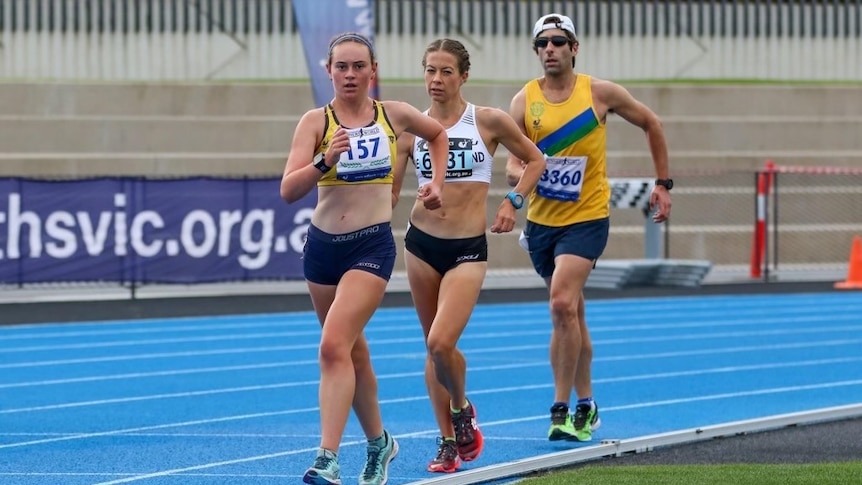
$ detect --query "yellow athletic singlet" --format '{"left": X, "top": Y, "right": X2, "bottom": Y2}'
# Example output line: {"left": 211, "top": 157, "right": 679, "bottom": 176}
{"left": 317, "top": 100, "right": 397, "bottom": 186}
{"left": 523, "top": 74, "right": 610, "bottom": 226}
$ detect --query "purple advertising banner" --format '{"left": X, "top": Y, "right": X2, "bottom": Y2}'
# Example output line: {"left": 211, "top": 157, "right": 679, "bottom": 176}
{"left": 0, "top": 178, "right": 316, "bottom": 285}
{"left": 293, "top": 0, "right": 378, "bottom": 107}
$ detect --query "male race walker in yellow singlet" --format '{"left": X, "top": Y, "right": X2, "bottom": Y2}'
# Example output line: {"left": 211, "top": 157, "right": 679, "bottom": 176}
{"left": 507, "top": 13, "right": 673, "bottom": 443}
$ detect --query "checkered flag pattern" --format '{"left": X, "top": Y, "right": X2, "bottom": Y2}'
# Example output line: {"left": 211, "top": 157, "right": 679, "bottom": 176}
{"left": 609, "top": 179, "right": 652, "bottom": 210}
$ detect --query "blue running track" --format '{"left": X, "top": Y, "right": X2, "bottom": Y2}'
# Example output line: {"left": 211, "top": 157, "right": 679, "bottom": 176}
{"left": 1, "top": 291, "right": 861, "bottom": 484}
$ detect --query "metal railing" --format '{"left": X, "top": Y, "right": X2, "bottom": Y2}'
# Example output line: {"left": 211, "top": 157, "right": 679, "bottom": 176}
{"left": 2, "top": 1, "right": 859, "bottom": 38}
{"left": 0, "top": 0, "right": 859, "bottom": 81}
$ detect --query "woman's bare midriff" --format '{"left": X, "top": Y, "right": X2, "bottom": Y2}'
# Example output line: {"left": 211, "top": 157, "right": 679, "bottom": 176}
{"left": 312, "top": 183, "right": 393, "bottom": 234}
{"left": 409, "top": 181, "right": 489, "bottom": 239}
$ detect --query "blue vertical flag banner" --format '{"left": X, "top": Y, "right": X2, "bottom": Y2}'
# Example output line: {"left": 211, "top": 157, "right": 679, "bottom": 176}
{"left": 293, "top": 0, "right": 378, "bottom": 107}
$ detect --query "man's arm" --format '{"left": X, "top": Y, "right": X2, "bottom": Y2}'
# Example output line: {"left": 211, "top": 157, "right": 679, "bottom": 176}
{"left": 597, "top": 80, "right": 672, "bottom": 222}
{"left": 505, "top": 88, "right": 530, "bottom": 187}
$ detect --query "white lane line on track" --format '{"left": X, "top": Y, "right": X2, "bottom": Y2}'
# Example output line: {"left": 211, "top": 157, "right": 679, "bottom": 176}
{"left": 3, "top": 324, "right": 861, "bottom": 378}
{"left": 3, "top": 335, "right": 861, "bottom": 383}
{"left": 5, "top": 344, "right": 859, "bottom": 390}
{"left": 3, "top": 356, "right": 860, "bottom": 415}
{"left": 3, "top": 296, "right": 859, "bottom": 340}
{"left": 2, "top": 315, "right": 860, "bottom": 354}
{"left": 79, "top": 380, "right": 862, "bottom": 484}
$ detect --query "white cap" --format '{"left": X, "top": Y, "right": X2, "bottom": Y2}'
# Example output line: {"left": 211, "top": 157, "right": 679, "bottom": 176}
{"left": 532, "top": 13, "right": 577, "bottom": 39}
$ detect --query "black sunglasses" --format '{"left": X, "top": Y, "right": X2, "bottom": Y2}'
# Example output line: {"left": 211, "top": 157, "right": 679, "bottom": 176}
{"left": 533, "top": 36, "right": 569, "bottom": 49}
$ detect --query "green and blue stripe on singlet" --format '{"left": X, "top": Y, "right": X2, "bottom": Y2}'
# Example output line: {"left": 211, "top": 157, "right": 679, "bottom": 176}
{"left": 536, "top": 108, "right": 599, "bottom": 156}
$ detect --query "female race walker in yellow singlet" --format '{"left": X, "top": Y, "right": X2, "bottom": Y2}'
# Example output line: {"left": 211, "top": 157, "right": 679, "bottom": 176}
{"left": 281, "top": 32, "right": 449, "bottom": 485}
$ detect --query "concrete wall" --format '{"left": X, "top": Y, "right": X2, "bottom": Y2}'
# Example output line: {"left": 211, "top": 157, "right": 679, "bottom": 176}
{"left": 1, "top": 33, "right": 859, "bottom": 82}
{"left": 1, "top": 81, "right": 861, "bottom": 272}
{"left": 2, "top": 82, "right": 861, "bottom": 176}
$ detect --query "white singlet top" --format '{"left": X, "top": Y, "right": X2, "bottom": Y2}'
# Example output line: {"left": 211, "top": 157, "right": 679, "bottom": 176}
{"left": 412, "top": 103, "right": 493, "bottom": 185}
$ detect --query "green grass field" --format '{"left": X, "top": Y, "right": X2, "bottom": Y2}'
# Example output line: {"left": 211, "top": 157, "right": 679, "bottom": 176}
{"left": 521, "top": 462, "right": 862, "bottom": 485}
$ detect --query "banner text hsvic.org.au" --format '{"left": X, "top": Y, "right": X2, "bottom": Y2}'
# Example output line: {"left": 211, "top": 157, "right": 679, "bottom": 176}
{"left": 0, "top": 193, "right": 311, "bottom": 271}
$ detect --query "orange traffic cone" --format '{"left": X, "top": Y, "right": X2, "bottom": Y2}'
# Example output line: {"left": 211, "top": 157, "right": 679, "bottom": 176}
{"left": 835, "top": 235, "right": 862, "bottom": 289}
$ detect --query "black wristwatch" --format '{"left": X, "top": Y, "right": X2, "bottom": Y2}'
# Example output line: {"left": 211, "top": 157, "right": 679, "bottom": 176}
{"left": 655, "top": 178, "right": 673, "bottom": 191}
{"left": 313, "top": 153, "right": 332, "bottom": 173}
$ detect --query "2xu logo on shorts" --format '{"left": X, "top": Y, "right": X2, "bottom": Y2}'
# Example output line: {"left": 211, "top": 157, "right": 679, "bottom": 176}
{"left": 455, "top": 253, "right": 480, "bottom": 263}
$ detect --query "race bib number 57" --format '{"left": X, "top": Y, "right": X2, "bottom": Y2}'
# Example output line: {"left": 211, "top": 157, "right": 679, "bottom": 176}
{"left": 536, "top": 156, "right": 587, "bottom": 202}
{"left": 336, "top": 126, "right": 392, "bottom": 182}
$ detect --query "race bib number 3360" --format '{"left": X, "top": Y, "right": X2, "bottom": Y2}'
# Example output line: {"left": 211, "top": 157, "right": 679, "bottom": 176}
{"left": 537, "top": 156, "right": 587, "bottom": 202}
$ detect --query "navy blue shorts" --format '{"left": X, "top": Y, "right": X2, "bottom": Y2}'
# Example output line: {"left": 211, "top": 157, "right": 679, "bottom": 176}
{"left": 303, "top": 222, "right": 397, "bottom": 285}
{"left": 404, "top": 223, "right": 488, "bottom": 276}
{"left": 524, "top": 217, "right": 610, "bottom": 279}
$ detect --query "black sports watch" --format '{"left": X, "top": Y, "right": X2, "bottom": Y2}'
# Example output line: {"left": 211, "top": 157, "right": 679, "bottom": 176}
{"left": 313, "top": 153, "right": 332, "bottom": 173}
{"left": 655, "top": 178, "right": 673, "bottom": 191}
{"left": 505, "top": 191, "right": 525, "bottom": 209}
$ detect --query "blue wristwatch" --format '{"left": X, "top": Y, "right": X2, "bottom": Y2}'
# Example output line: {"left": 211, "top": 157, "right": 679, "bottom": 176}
{"left": 505, "top": 191, "right": 525, "bottom": 209}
